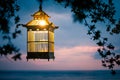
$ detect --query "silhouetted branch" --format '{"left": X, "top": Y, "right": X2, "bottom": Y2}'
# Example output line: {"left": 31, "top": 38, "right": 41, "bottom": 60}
{"left": 0, "top": 0, "right": 21, "bottom": 61}
{"left": 55, "top": 0, "right": 120, "bottom": 74}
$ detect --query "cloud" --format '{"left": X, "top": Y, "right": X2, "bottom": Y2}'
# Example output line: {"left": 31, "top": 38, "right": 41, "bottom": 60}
{"left": 1, "top": 45, "right": 120, "bottom": 70}
{"left": 52, "top": 45, "right": 102, "bottom": 70}
{"left": 1, "top": 0, "right": 120, "bottom": 71}
{"left": 55, "top": 45, "right": 99, "bottom": 54}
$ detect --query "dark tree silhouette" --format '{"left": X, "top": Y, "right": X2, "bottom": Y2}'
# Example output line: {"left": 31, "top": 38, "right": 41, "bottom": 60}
{"left": 0, "top": 0, "right": 120, "bottom": 75}
{"left": 0, "top": 0, "right": 21, "bottom": 60}
{"left": 55, "top": 0, "right": 120, "bottom": 74}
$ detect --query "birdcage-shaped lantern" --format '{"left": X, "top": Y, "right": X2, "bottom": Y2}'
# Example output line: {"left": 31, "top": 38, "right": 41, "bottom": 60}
{"left": 24, "top": 9, "right": 58, "bottom": 61}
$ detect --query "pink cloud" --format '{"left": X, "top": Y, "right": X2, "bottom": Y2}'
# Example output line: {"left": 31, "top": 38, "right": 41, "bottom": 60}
{"left": 0, "top": 45, "right": 119, "bottom": 70}
{"left": 18, "top": 45, "right": 102, "bottom": 70}
{"left": 55, "top": 46, "right": 99, "bottom": 55}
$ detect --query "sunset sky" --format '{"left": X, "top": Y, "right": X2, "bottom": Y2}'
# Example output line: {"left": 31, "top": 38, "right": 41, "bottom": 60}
{"left": 0, "top": 0, "right": 120, "bottom": 70}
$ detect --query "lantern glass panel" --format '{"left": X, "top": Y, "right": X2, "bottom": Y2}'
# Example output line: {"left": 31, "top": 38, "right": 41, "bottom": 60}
{"left": 35, "top": 42, "right": 48, "bottom": 52}
{"left": 28, "top": 30, "right": 48, "bottom": 41}
{"left": 49, "top": 43, "right": 54, "bottom": 52}
{"left": 28, "top": 30, "right": 49, "bottom": 52}
{"left": 49, "top": 31, "right": 54, "bottom": 42}
{"left": 28, "top": 30, "right": 34, "bottom": 41}
{"left": 28, "top": 42, "right": 35, "bottom": 52}
{"left": 28, "top": 42, "right": 48, "bottom": 52}
{"left": 34, "top": 31, "right": 48, "bottom": 41}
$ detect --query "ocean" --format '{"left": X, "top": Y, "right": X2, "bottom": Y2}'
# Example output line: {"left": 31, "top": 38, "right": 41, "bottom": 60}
{"left": 0, "top": 70, "right": 120, "bottom": 80}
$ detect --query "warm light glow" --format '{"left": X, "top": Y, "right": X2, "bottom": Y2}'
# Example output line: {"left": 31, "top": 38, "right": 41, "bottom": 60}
{"left": 26, "top": 10, "right": 57, "bottom": 60}
{"left": 39, "top": 20, "right": 47, "bottom": 26}
{"left": 28, "top": 31, "right": 49, "bottom": 52}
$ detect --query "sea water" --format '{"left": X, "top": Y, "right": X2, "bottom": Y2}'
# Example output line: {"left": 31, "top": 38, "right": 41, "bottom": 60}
{"left": 0, "top": 70, "right": 120, "bottom": 80}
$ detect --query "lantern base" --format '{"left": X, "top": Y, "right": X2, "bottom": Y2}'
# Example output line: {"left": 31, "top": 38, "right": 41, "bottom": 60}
{"left": 26, "top": 52, "right": 55, "bottom": 61}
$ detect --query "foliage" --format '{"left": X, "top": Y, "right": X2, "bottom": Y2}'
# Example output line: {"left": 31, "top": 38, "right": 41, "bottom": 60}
{"left": 55, "top": 0, "right": 120, "bottom": 74}
{"left": 0, "top": 0, "right": 21, "bottom": 61}
{"left": 0, "top": 0, "right": 120, "bottom": 75}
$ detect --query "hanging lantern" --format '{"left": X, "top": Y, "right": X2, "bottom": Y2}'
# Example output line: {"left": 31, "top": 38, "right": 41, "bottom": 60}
{"left": 24, "top": 9, "right": 58, "bottom": 61}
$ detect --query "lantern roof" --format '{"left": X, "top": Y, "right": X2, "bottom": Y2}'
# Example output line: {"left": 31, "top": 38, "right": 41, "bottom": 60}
{"left": 24, "top": 9, "right": 58, "bottom": 31}
{"left": 26, "top": 10, "right": 50, "bottom": 26}
{"left": 32, "top": 10, "right": 50, "bottom": 18}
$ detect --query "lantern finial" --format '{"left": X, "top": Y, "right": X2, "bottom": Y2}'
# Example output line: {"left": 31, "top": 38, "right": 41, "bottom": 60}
{"left": 39, "top": 0, "right": 42, "bottom": 11}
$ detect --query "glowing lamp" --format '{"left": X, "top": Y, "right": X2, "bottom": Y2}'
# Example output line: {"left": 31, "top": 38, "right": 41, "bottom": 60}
{"left": 39, "top": 20, "right": 47, "bottom": 26}
{"left": 24, "top": 10, "right": 58, "bottom": 61}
